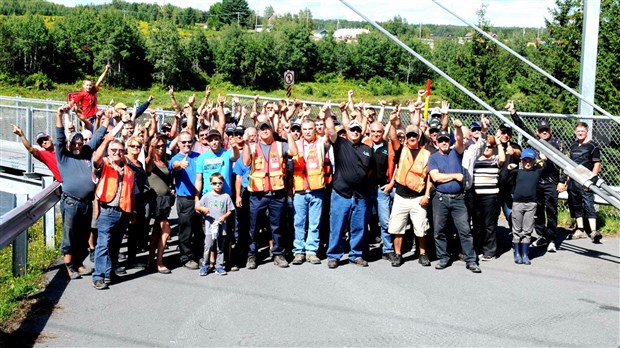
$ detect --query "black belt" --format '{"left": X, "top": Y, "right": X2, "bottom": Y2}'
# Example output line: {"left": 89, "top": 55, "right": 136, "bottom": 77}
{"left": 100, "top": 204, "right": 123, "bottom": 212}
{"left": 61, "top": 192, "right": 90, "bottom": 203}
{"left": 435, "top": 191, "right": 463, "bottom": 199}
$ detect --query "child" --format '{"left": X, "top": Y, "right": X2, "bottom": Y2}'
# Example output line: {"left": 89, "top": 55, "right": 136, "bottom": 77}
{"left": 507, "top": 148, "right": 547, "bottom": 265}
{"left": 71, "top": 64, "right": 111, "bottom": 124}
{"left": 195, "top": 172, "right": 235, "bottom": 276}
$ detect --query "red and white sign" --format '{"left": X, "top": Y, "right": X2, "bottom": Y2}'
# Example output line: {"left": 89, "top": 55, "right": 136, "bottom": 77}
{"left": 284, "top": 70, "right": 295, "bottom": 86}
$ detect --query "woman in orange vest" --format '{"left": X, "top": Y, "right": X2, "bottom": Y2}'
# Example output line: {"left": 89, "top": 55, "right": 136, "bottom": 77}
{"left": 91, "top": 136, "right": 138, "bottom": 290}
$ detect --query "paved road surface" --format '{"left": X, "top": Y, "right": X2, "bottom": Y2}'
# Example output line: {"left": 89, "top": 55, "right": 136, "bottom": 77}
{"left": 8, "top": 226, "right": 620, "bottom": 347}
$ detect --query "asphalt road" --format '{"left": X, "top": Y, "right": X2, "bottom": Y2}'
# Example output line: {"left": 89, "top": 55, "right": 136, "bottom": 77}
{"left": 7, "top": 226, "right": 620, "bottom": 347}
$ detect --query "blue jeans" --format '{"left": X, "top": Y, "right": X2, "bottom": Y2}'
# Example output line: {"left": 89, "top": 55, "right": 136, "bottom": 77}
{"left": 432, "top": 192, "right": 476, "bottom": 264}
{"left": 292, "top": 189, "right": 324, "bottom": 256}
{"left": 248, "top": 192, "right": 286, "bottom": 256}
{"left": 327, "top": 190, "right": 368, "bottom": 262}
{"left": 60, "top": 195, "right": 92, "bottom": 256}
{"left": 94, "top": 207, "right": 129, "bottom": 282}
{"left": 368, "top": 187, "right": 394, "bottom": 254}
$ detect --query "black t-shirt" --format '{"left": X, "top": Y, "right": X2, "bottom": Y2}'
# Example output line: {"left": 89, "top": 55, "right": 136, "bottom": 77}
{"left": 496, "top": 141, "right": 522, "bottom": 192}
{"left": 511, "top": 165, "right": 545, "bottom": 202}
{"left": 569, "top": 140, "right": 601, "bottom": 171}
{"left": 332, "top": 137, "right": 375, "bottom": 198}
{"left": 369, "top": 140, "right": 390, "bottom": 186}
{"left": 394, "top": 146, "right": 424, "bottom": 198}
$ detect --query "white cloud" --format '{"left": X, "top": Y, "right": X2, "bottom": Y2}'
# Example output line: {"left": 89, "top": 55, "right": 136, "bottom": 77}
{"left": 49, "top": 0, "right": 556, "bottom": 28}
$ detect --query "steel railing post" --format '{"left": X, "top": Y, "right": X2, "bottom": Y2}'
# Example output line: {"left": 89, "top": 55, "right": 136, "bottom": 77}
{"left": 12, "top": 193, "right": 28, "bottom": 276}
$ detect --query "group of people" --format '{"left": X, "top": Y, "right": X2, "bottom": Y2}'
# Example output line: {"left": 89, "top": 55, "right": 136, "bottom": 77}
{"left": 11, "top": 72, "right": 604, "bottom": 289}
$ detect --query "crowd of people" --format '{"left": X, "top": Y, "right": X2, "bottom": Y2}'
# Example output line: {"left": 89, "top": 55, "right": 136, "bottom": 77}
{"left": 11, "top": 72, "right": 604, "bottom": 290}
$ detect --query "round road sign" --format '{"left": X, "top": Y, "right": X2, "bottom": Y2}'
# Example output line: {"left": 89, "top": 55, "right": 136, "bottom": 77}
{"left": 284, "top": 70, "right": 295, "bottom": 85}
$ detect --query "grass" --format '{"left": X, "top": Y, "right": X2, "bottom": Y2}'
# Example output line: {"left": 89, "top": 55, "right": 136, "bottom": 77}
{"left": 557, "top": 203, "right": 620, "bottom": 235}
{"left": 0, "top": 217, "right": 61, "bottom": 331}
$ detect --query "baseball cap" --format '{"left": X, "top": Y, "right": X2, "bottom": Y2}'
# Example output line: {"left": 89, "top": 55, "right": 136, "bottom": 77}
{"left": 405, "top": 125, "right": 419, "bottom": 136}
{"left": 291, "top": 119, "right": 302, "bottom": 130}
{"left": 234, "top": 125, "right": 246, "bottom": 134}
{"left": 499, "top": 123, "right": 512, "bottom": 135}
{"left": 161, "top": 122, "right": 172, "bottom": 130}
{"left": 35, "top": 131, "right": 50, "bottom": 144}
{"left": 114, "top": 102, "right": 127, "bottom": 110}
{"left": 429, "top": 119, "right": 441, "bottom": 131}
{"left": 521, "top": 148, "right": 536, "bottom": 160}
{"left": 430, "top": 107, "right": 442, "bottom": 117}
{"left": 537, "top": 119, "right": 551, "bottom": 130}
{"left": 207, "top": 129, "right": 222, "bottom": 138}
{"left": 348, "top": 120, "right": 363, "bottom": 130}
{"left": 225, "top": 125, "right": 236, "bottom": 135}
{"left": 223, "top": 107, "right": 231, "bottom": 116}
{"left": 470, "top": 121, "right": 481, "bottom": 129}
{"left": 437, "top": 130, "right": 450, "bottom": 142}
{"left": 257, "top": 121, "right": 272, "bottom": 129}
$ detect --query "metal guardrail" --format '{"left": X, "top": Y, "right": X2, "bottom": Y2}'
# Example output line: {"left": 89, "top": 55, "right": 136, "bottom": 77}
{"left": 0, "top": 181, "right": 61, "bottom": 275}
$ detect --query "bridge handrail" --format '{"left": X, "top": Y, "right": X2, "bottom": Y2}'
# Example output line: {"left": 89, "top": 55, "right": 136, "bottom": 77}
{"left": 0, "top": 181, "right": 61, "bottom": 249}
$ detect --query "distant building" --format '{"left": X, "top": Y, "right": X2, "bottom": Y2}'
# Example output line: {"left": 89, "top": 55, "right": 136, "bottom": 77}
{"left": 333, "top": 28, "right": 369, "bottom": 42}
{"left": 313, "top": 29, "right": 328, "bottom": 40}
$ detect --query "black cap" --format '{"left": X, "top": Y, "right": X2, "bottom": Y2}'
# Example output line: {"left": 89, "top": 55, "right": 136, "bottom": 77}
{"left": 207, "top": 129, "right": 221, "bottom": 138}
{"left": 234, "top": 125, "right": 246, "bottom": 134}
{"left": 437, "top": 130, "right": 450, "bottom": 142}
{"left": 161, "top": 122, "right": 172, "bottom": 130}
{"left": 429, "top": 119, "right": 441, "bottom": 131}
{"left": 537, "top": 119, "right": 551, "bottom": 130}
{"left": 499, "top": 123, "right": 512, "bottom": 135}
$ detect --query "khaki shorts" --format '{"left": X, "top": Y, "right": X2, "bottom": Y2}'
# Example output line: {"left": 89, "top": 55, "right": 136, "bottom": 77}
{"left": 388, "top": 194, "right": 429, "bottom": 237}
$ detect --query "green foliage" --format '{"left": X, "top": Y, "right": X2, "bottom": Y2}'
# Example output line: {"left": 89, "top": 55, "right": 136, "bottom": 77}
{"left": 22, "top": 72, "right": 55, "bottom": 90}
{"left": 0, "top": 0, "right": 68, "bottom": 16}
{"left": 219, "top": 0, "right": 252, "bottom": 28}
{"left": 145, "top": 18, "right": 188, "bottom": 87}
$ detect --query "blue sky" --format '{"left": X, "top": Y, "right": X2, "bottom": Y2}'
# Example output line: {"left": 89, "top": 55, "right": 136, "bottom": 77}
{"left": 49, "top": 0, "right": 558, "bottom": 28}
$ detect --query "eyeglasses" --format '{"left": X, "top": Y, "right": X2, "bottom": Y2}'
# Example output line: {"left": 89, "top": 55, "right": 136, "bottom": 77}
{"left": 180, "top": 140, "right": 192, "bottom": 144}
{"left": 471, "top": 127, "right": 481, "bottom": 132}
{"left": 437, "top": 138, "right": 450, "bottom": 144}
{"left": 199, "top": 133, "right": 209, "bottom": 137}
{"left": 406, "top": 132, "right": 419, "bottom": 139}
{"left": 109, "top": 148, "right": 124, "bottom": 153}
{"left": 128, "top": 144, "right": 141, "bottom": 149}
{"left": 211, "top": 181, "right": 223, "bottom": 186}
{"left": 349, "top": 127, "right": 362, "bottom": 133}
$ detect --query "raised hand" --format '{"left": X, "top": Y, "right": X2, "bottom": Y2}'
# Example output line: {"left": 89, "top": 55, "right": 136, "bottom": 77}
{"left": 11, "top": 124, "right": 23, "bottom": 136}
{"left": 441, "top": 100, "right": 450, "bottom": 115}
{"left": 505, "top": 100, "right": 516, "bottom": 114}
{"left": 168, "top": 86, "right": 174, "bottom": 97}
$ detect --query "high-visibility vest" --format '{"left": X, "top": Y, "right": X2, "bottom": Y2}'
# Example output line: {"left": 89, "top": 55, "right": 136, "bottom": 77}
{"left": 363, "top": 138, "right": 396, "bottom": 184}
{"left": 292, "top": 139, "right": 325, "bottom": 192}
{"left": 248, "top": 141, "right": 285, "bottom": 192}
{"left": 394, "top": 145, "right": 430, "bottom": 193}
{"left": 96, "top": 158, "right": 135, "bottom": 213}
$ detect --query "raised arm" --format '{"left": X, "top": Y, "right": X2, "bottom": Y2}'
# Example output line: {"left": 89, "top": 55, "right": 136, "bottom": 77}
{"left": 440, "top": 100, "right": 449, "bottom": 131}
{"left": 216, "top": 94, "right": 226, "bottom": 135}
{"left": 324, "top": 103, "right": 337, "bottom": 144}
{"left": 186, "top": 94, "right": 196, "bottom": 138}
{"left": 169, "top": 86, "right": 180, "bottom": 115}
{"left": 389, "top": 108, "right": 401, "bottom": 151}
{"left": 453, "top": 118, "right": 464, "bottom": 154}
{"left": 377, "top": 100, "right": 386, "bottom": 123}
{"left": 12, "top": 124, "right": 36, "bottom": 155}
{"left": 95, "top": 63, "right": 111, "bottom": 87}
{"left": 92, "top": 133, "right": 114, "bottom": 168}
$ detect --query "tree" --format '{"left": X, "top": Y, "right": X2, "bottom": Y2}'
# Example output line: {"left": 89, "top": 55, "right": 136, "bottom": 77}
{"left": 212, "top": 25, "right": 247, "bottom": 84}
{"left": 273, "top": 21, "right": 318, "bottom": 83}
{"left": 185, "top": 29, "right": 213, "bottom": 85}
{"left": 145, "top": 18, "right": 189, "bottom": 87}
{"left": 220, "top": 0, "right": 251, "bottom": 27}
{"left": 207, "top": 2, "right": 223, "bottom": 30}
{"left": 0, "top": 14, "right": 51, "bottom": 76}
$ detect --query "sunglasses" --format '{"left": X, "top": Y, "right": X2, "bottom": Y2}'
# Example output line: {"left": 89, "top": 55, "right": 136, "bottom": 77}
{"left": 128, "top": 144, "right": 141, "bottom": 149}
{"left": 180, "top": 140, "right": 192, "bottom": 144}
{"left": 291, "top": 128, "right": 301, "bottom": 132}
{"left": 471, "top": 127, "right": 481, "bottom": 132}
{"left": 109, "top": 148, "right": 124, "bottom": 153}
{"left": 429, "top": 129, "right": 439, "bottom": 134}
{"left": 155, "top": 144, "right": 165, "bottom": 149}
{"left": 234, "top": 132, "right": 244, "bottom": 136}
{"left": 538, "top": 128, "right": 550, "bottom": 133}
{"left": 406, "top": 132, "right": 419, "bottom": 139}
{"left": 486, "top": 145, "right": 495, "bottom": 149}
{"left": 349, "top": 127, "right": 362, "bottom": 133}
{"left": 211, "top": 182, "right": 223, "bottom": 186}
{"left": 199, "top": 133, "right": 209, "bottom": 137}
{"left": 438, "top": 138, "right": 450, "bottom": 143}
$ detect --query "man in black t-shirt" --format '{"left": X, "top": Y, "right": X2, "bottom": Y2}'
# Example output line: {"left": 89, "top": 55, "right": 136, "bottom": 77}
{"left": 325, "top": 116, "right": 375, "bottom": 269}
{"left": 562, "top": 122, "right": 602, "bottom": 243}
{"left": 495, "top": 123, "right": 522, "bottom": 226}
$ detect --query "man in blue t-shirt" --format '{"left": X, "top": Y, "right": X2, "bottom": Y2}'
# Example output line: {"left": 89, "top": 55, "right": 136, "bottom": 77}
{"left": 194, "top": 129, "right": 240, "bottom": 197}
{"left": 428, "top": 119, "right": 481, "bottom": 274}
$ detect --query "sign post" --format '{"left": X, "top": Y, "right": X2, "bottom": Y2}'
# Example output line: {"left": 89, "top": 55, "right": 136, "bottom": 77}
{"left": 284, "top": 70, "right": 295, "bottom": 98}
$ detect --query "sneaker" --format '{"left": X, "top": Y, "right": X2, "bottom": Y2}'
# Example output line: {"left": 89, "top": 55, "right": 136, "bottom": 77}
{"left": 292, "top": 253, "right": 306, "bottom": 265}
{"left": 352, "top": 258, "right": 368, "bottom": 267}
{"left": 572, "top": 229, "right": 587, "bottom": 239}
{"left": 418, "top": 254, "right": 431, "bottom": 267}
{"left": 383, "top": 252, "right": 396, "bottom": 262}
{"left": 435, "top": 261, "right": 449, "bottom": 270}
{"left": 391, "top": 254, "right": 403, "bottom": 267}
{"left": 66, "top": 265, "right": 82, "bottom": 280}
{"left": 246, "top": 256, "right": 257, "bottom": 270}
{"left": 215, "top": 267, "right": 227, "bottom": 276}
{"left": 184, "top": 260, "right": 199, "bottom": 270}
{"left": 274, "top": 255, "right": 289, "bottom": 268}
{"left": 77, "top": 265, "right": 93, "bottom": 276}
{"left": 199, "top": 264, "right": 208, "bottom": 276}
{"left": 532, "top": 237, "right": 548, "bottom": 248}
{"left": 157, "top": 266, "right": 171, "bottom": 274}
{"left": 547, "top": 241, "right": 557, "bottom": 252}
{"left": 591, "top": 230, "right": 603, "bottom": 243}
{"left": 327, "top": 259, "right": 339, "bottom": 269}
{"left": 307, "top": 254, "right": 321, "bottom": 265}
{"left": 467, "top": 263, "right": 482, "bottom": 273}
{"left": 230, "top": 265, "right": 240, "bottom": 272}
{"left": 479, "top": 255, "right": 494, "bottom": 262}
{"left": 92, "top": 280, "right": 109, "bottom": 290}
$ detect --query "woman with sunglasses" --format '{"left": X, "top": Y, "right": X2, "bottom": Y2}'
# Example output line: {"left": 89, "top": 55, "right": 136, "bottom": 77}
{"left": 145, "top": 135, "right": 175, "bottom": 274}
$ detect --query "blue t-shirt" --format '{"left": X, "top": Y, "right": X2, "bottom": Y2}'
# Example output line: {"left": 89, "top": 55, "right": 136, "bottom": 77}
{"left": 169, "top": 151, "right": 200, "bottom": 197}
{"left": 428, "top": 148, "right": 464, "bottom": 194}
{"left": 233, "top": 150, "right": 250, "bottom": 188}
{"left": 196, "top": 148, "right": 235, "bottom": 196}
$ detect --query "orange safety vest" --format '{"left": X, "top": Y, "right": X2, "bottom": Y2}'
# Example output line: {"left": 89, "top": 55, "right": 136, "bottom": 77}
{"left": 248, "top": 141, "right": 285, "bottom": 192}
{"left": 292, "top": 139, "right": 325, "bottom": 192}
{"left": 363, "top": 138, "right": 396, "bottom": 184}
{"left": 394, "top": 145, "right": 430, "bottom": 193}
{"left": 96, "top": 158, "right": 135, "bottom": 213}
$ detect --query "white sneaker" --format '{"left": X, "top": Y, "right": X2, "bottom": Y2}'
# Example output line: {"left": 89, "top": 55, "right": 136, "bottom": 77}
{"left": 547, "top": 241, "right": 556, "bottom": 253}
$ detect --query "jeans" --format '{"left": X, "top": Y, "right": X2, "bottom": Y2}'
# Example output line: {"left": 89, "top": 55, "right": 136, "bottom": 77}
{"left": 567, "top": 181, "right": 596, "bottom": 219}
{"left": 93, "top": 207, "right": 129, "bottom": 282}
{"left": 203, "top": 220, "right": 226, "bottom": 268}
{"left": 292, "top": 189, "right": 324, "bottom": 256}
{"left": 473, "top": 193, "right": 499, "bottom": 257}
{"left": 432, "top": 192, "right": 476, "bottom": 264}
{"left": 60, "top": 195, "right": 92, "bottom": 256}
{"left": 498, "top": 190, "right": 513, "bottom": 225}
{"left": 368, "top": 188, "right": 394, "bottom": 254}
{"left": 248, "top": 192, "right": 286, "bottom": 256}
{"left": 535, "top": 181, "right": 558, "bottom": 240}
{"left": 176, "top": 196, "right": 202, "bottom": 264}
{"left": 327, "top": 190, "right": 368, "bottom": 261}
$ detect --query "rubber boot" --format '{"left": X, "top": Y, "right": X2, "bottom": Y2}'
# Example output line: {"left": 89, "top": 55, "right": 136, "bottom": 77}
{"left": 513, "top": 243, "right": 522, "bottom": 264}
{"left": 521, "top": 243, "right": 531, "bottom": 265}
